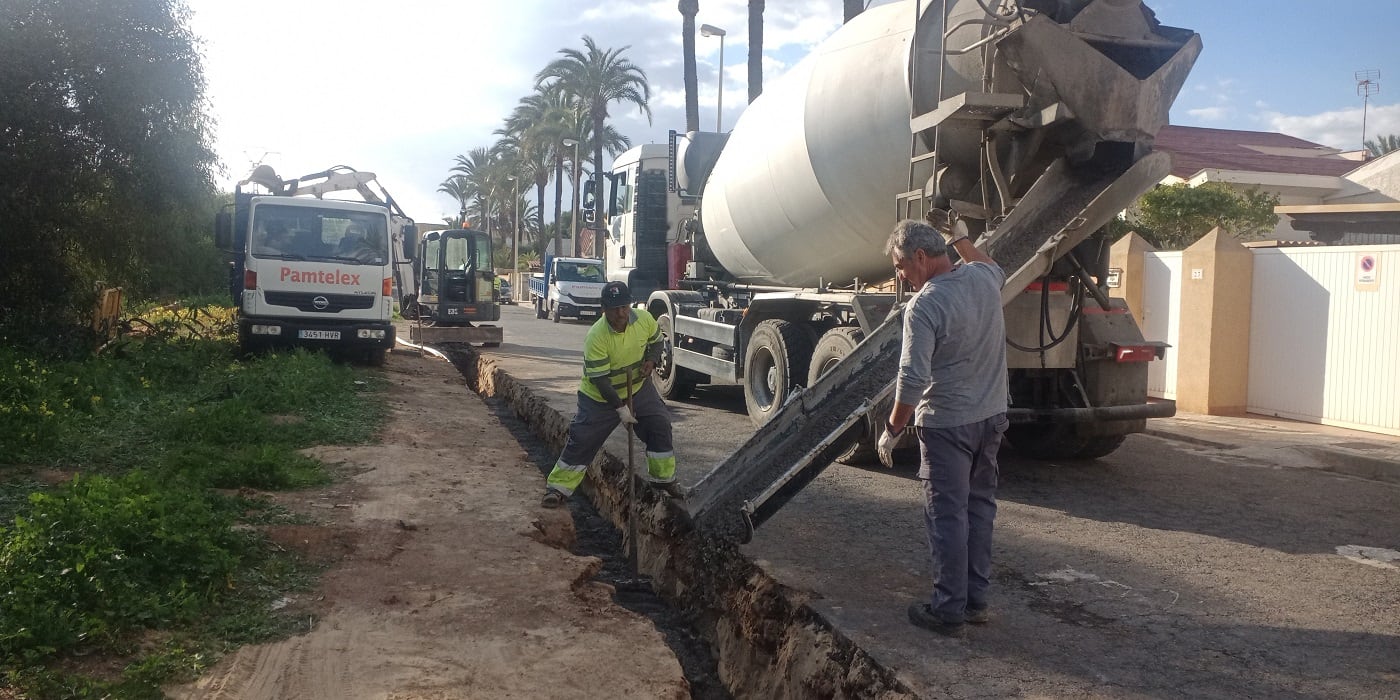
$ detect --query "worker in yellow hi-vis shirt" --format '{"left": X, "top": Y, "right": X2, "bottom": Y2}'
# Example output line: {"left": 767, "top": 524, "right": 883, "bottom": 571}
{"left": 541, "top": 281, "right": 684, "bottom": 508}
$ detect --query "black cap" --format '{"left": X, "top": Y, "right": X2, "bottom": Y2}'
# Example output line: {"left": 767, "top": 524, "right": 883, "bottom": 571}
{"left": 600, "top": 281, "right": 631, "bottom": 309}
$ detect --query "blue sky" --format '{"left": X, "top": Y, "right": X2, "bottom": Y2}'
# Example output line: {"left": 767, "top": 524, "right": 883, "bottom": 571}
{"left": 188, "top": 1, "right": 1399, "bottom": 223}
{"left": 1150, "top": 0, "right": 1398, "bottom": 148}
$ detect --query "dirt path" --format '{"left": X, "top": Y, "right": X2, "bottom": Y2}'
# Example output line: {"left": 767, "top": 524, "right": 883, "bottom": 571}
{"left": 169, "top": 350, "right": 689, "bottom": 699}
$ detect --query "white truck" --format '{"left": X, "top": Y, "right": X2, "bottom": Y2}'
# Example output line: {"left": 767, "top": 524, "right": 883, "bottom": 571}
{"left": 215, "top": 165, "right": 416, "bottom": 365}
{"left": 597, "top": 0, "right": 1200, "bottom": 466}
{"left": 529, "top": 255, "right": 607, "bottom": 323}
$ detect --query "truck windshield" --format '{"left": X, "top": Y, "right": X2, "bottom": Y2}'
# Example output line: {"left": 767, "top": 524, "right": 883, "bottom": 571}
{"left": 251, "top": 204, "right": 389, "bottom": 264}
{"left": 556, "top": 262, "right": 604, "bottom": 282}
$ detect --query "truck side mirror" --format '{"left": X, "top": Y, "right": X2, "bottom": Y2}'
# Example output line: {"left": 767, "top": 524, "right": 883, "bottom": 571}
{"left": 402, "top": 229, "right": 419, "bottom": 261}
{"left": 214, "top": 211, "right": 232, "bottom": 250}
{"left": 582, "top": 181, "right": 596, "bottom": 223}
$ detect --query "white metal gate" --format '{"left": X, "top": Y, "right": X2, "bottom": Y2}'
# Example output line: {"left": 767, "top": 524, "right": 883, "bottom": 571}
{"left": 1247, "top": 245, "right": 1400, "bottom": 436}
{"left": 1142, "top": 252, "right": 1181, "bottom": 400}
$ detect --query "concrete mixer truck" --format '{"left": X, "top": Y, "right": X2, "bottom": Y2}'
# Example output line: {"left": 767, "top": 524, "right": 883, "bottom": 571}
{"left": 598, "top": 0, "right": 1200, "bottom": 462}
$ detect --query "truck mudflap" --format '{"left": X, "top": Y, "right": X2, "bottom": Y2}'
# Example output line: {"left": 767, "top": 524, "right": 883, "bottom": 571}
{"left": 686, "top": 306, "right": 904, "bottom": 543}
{"left": 686, "top": 153, "right": 1174, "bottom": 542}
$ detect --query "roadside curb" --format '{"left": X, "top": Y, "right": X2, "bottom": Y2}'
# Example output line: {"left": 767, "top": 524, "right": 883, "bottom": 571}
{"left": 1295, "top": 446, "right": 1400, "bottom": 485}
{"left": 1142, "top": 428, "right": 1234, "bottom": 450}
{"left": 1145, "top": 425, "right": 1400, "bottom": 486}
{"left": 445, "top": 346, "right": 919, "bottom": 699}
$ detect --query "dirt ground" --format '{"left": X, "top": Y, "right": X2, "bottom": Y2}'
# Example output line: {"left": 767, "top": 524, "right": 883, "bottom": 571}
{"left": 168, "top": 349, "right": 690, "bottom": 699}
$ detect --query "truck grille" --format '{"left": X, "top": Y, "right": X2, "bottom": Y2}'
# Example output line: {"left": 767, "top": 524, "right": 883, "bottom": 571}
{"left": 264, "top": 291, "right": 377, "bottom": 313}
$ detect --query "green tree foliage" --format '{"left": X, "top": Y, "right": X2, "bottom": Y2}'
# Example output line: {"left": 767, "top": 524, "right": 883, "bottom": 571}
{"left": 0, "top": 0, "right": 219, "bottom": 338}
{"left": 537, "top": 36, "right": 652, "bottom": 237}
{"left": 1363, "top": 133, "right": 1400, "bottom": 158}
{"left": 1131, "top": 183, "right": 1280, "bottom": 250}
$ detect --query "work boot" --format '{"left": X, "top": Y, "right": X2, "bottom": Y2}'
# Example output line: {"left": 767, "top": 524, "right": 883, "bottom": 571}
{"left": 540, "top": 489, "right": 567, "bottom": 509}
{"left": 965, "top": 606, "right": 990, "bottom": 624}
{"left": 907, "top": 603, "right": 966, "bottom": 638}
{"left": 654, "top": 481, "right": 687, "bottom": 500}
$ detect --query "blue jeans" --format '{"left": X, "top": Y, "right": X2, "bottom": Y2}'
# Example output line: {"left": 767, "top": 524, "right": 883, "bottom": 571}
{"left": 917, "top": 413, "right": 1007, "bottom": 623}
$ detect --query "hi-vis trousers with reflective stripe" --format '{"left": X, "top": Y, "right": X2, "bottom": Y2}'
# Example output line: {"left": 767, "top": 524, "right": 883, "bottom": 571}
{"left": 545, "top": 381, "right": 676, "bottom": 496}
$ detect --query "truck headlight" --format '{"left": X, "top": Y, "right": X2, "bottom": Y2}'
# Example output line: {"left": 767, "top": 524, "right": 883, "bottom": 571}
{"left": 251, "top": 324, "right": 282, "bottom": 336}
{"left": 357, "top": 329, "right": 386, "bottom": 339}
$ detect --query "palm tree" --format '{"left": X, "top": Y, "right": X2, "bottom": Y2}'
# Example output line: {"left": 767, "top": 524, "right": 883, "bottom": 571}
{"left": 557, "top": 115, "right": 634, "bottom": 256}
{"left": 843, "top": 0, "right": 864, "bottom": 22}
{"left": 1364, "top": 134, "right": 1400, "bottom": 158}
{"left": 449, "top": 146, "right": 495, "bottom": 229}
{"left": 748, "top": 1, "right": 764, "bottom": 103}
{"left": 436, "top": 175, "right": 471, "bottom": 227}
{"left": 537, "top": 36, "right": 653, "bottom": 244}
{"left": 679, "top": 1, "right": 700, "bottom": 131}
{"left": 500, "top": 88, "right": 577, "bottom": 256}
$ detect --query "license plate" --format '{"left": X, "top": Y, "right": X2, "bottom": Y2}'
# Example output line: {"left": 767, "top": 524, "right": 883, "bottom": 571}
{"left": 581, "top": 309, "right": 598, "bottom": 316}
{"left": 298, "top": 330, "right": 340, "bottom": 340}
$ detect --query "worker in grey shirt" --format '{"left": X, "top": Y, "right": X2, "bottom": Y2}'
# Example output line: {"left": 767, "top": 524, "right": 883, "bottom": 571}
{"left": 880, "top": 215, "right": 1008, "bottom": 638}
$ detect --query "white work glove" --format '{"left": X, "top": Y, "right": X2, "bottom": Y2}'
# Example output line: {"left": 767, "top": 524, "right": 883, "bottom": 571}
{"left": 877, "top": 426, "right": 902, "bottom": 468}
{"left": 616, "top": 405, "right": 638, "bottom": 425}
{"left": 926, "top": 209, "right": 969, "bottom": 246}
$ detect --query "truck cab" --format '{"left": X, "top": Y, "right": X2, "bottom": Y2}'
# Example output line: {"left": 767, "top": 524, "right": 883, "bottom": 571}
{"left": 598, "top": 144, "right": 696, "bottom": 302}
{"left": 529, "top": 255, "right": 607, "bottom": 323}
{"left": 217, "top": 194, "right": 396, "bottom": 363}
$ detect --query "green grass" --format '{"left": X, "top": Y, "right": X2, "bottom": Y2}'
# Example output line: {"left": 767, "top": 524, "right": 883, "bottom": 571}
{"left": 0, "top": 302, "right": 386, "bottom": 697}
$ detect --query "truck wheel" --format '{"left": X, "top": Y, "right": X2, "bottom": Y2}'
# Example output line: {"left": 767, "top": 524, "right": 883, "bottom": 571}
{"left": 550, "top": 301, "right": 560, "bottom": 323}
{"left": 1004, "top": 424, "right": 1127, "bottom": 460}
{"left": 807, "top": 327, "right": 879, "bottom": 464}
{"left": 236, "top": 326, "right": 257, "bottom": 358}
{"left": 654, "top": 315, "right": 701, "bottom": 400}
{"left": 535, "top": 297, "right": 546, "bottom": 319}
{"left": 366, "top": 348, "right": 387, "bottom": 366}
{"left": 743, "top": 319, "right": 813, "bottom": 426}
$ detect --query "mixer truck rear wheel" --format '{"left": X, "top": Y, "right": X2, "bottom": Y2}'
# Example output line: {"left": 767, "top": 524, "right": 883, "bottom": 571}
{"left": 743, "top": 319, "right": 813, "bottom": 426}
{"left": 654, "top": 315, "right": 700, "bottom": 400}
{"left": 807, "top": 327, "right": 879, "bottom": 464}
{"left": 1005, "top": 424, "right": 1127, "bottom": 460}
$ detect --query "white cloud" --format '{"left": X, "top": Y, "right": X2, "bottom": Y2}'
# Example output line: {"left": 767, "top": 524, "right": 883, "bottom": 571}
{"left": 1187, "top": 106, "right": 1231, "bottom": 121}
{"left": 1259, "top": 103, "right": 1400, "bottom": 150}
{"left": 188, "top": 0, "right": 847, "bottom": 223}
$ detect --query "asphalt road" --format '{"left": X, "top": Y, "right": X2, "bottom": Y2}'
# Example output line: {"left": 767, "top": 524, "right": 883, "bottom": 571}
{"left": 482, "top": 303, "right": 1400, "bottom": 698}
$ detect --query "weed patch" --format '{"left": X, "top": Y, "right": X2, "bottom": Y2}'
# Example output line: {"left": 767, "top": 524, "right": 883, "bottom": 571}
{"left": 0, "top": 302, "right": 384, "bottom": 697}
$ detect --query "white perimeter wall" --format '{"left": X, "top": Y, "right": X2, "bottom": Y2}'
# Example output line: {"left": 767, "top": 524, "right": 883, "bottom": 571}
{"left": 1247, "top": 245, "right": 1400, "bottom": 436}
{"left": 1142, "top": 252, "right": 1181, "bottom": 401}
{"left": 1140, "top": 244, "right": 1400, "bottom": 436}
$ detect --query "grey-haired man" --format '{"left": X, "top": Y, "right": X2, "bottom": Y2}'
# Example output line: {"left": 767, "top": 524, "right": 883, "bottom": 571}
{"left": 881, "top": 216, "right": 1008, "bottom": 638}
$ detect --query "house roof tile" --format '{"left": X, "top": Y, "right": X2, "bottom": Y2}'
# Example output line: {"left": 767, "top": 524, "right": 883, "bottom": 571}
{"left": 1154, "top": 125, "right": 1358, "bottom": 179}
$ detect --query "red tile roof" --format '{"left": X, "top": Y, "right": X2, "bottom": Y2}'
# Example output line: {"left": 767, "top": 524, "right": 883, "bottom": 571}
{"left": 1154, "top": 125, "right": 1358, "bottom": 179}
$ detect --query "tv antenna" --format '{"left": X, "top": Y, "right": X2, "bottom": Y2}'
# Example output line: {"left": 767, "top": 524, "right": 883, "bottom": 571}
{"left": 1356, "top": 69, "right": 1380, "bottom": 151}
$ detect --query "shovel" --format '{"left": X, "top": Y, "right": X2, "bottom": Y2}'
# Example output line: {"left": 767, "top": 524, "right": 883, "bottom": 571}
{"left": 624, "top": 366, "right": 638, "bottom": 567}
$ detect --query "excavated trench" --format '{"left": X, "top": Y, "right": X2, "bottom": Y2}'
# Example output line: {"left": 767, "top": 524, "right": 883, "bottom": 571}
{"left": 446, "top": 348, "right": 916, "bottom": 699}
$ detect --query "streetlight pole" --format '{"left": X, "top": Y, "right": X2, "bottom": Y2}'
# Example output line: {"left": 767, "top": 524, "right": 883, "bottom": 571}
{"left": 700, "top": 24, "right": 727, "bottom": 131}
{"left": 561, "top": 137, "right": 582, "bottom": 256}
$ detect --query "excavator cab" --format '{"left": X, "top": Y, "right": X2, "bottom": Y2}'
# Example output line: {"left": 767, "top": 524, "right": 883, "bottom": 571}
{"left": 403, "top": 229, "right": 500, "bottom": 327}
